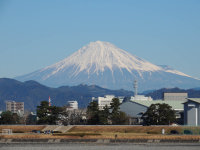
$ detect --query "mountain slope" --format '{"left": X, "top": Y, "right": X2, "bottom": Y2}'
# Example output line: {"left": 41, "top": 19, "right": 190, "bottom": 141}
{"left": 16, "top": 41, "right": 200, "bottom": 91}
{"left": 0, "top": 78, "right": 133, "bottom": 111}
{"left": 1, "top": 78, "right": 200, "bottom": 111}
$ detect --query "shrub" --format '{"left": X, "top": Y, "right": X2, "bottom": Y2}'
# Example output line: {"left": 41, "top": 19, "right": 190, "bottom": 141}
{"left": 13, "top": 131, "right": 24, "bottom": 133}
{"left": 184, "top": 130, "right": 193, "bottom": 135}
{"left": 170, "top": 130, "right": 179, "bottom": 135}
{"left": 147, "top": 131, "right": 160, "bottom": 134}
{"left": 52, "top": 131, "right": 62, "bottom": 133}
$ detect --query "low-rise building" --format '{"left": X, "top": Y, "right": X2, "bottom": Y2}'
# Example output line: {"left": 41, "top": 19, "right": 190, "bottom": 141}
{"left": 164, "top": 92, "right": 188, "bottom": 101}
{"left": 120, "top": 99, "right": 185, "bottom": 125}
{"left": 183, "top": 98, "right": 200, "bottom": 126}
{"left": 92, "top": 95, "right": 125, "bottom": 110}
{"left": 92, "top": 95, "right": 115, "bottom": 110}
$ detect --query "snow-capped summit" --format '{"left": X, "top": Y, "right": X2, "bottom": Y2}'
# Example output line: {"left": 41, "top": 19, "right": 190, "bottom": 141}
{"left": 16, "top": 41, "right": 200, "bottom": 91}
{"left": 43, "top": 41, "right": 161, "bottom": 78}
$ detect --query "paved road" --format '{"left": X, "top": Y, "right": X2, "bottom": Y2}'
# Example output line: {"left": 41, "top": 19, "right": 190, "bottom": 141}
{"left": 0, "top": 143, "right": 200, "bottom": 150}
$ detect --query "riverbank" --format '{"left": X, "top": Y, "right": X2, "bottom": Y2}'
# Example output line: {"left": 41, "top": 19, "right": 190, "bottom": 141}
{"left": 0, "top": 125, "right": 200, "bottom": 143}
{"left": 0, "top": 138, "right": 200, "bottom": 143}
{"left": 1, "top": 143, "right": 200, "bottom": 150}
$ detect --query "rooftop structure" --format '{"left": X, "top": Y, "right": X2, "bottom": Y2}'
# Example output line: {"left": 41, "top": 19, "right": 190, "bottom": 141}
{"left": 131, "top": 80, "right": 152, "bottom": 101}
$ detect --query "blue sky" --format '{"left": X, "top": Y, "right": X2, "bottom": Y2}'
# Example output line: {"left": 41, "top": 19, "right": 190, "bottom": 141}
{"left": 0, "top": 0, "right": 200, "bottom": 79}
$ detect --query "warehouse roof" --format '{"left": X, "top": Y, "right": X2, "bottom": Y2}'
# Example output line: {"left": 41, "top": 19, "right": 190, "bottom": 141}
{"left": 131, "top": 100, "right": 186, "bottom": 110}
{"left": 185, "top": 98, "right": 200, "bottom": 104}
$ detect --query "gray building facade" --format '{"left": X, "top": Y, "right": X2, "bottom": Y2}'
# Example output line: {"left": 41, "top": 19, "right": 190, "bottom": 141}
{"left": 184, "top": 98, "right": 200, "bottom": 126}
{"left": 164, "top": 93, "right": 188, "bottom": 101}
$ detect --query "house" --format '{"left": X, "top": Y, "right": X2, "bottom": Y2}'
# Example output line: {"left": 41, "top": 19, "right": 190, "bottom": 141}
{"left": 183, "top": 98, "right": 200, "bottom": 126}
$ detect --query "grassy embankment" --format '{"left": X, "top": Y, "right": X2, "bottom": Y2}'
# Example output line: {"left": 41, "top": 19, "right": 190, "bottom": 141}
{"left": 0, "top": 125, "right": 200, "bottom": 140}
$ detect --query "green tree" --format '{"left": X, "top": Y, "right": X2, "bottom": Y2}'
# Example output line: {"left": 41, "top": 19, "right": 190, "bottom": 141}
{"left": 117, "top": 111, "right": 129, "bottom": 125}
{"left": 36, "top": 101, "right": 49, "bottom": 124}
{"left": 86, "top": 98, "right": 129, "bottom": 125}
{"left": 142, "top": 103, "right": 176, "bottom": 125}
{"left": 0, "top": 111, "right": 20, "bottom": 124}
{"left": 12, "top": 113, "right": 20, "bottom": 124}
{"left": 37, "top": 101, "right": 62, "bottom": 125}
{"left": 99, "top": 105, "right": 110, "bottom": 125}
{"left": 47, "top": 106, "right": 63, "bottom": 125}
{"left": 61, "top": 108, "right": 86, "bottom": 125}
{"left": 110, "top": 98, "right": 129, "bottom": 125}
{"left": 26, "top": 113, "right": 37, "bottom": 125}
{"left": 86, "top": 101, "right": 100, "bottom": 125}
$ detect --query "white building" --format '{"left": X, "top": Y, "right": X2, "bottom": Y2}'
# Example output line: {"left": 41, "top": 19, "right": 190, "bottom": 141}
{"left": 92, "top": 95, "right": 115, "bottom": 110}
{"left": 118, "top": 96, "right": 125, "bottom": 103}
{"left": 130, "top": 95, "right": 153, "bottom": 101}
{"left": 6, "top": 101, "right": 24, "bottom": 116}
{"left": 66, "top": 101, "right": 78, "bottom": 110}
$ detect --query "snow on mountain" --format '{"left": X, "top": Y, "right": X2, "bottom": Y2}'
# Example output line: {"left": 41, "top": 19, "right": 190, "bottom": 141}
{"left": 16, "top": 41, "right": 200, "bottom": 91}
{"left": 43, "top": 41, "right": 161, "bottom": 78}
{"left": 158, "top": 65, "right": 192, "bottom": 78}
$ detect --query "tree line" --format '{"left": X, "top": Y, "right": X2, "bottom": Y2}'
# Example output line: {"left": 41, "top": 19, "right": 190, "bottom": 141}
{"left": 87, "top": 98, "right": 129, "bottom": 125}
{"left": 0, "top": 98, "right": 176, "bottom": 125}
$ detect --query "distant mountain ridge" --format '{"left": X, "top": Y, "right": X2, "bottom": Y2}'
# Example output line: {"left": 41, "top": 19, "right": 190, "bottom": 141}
{"left": 15, "top": 41, "right": 200, "bottom": 91}
{"left": 0, "top": 78, "right": 200, "bottom": 111}
{"left": 145, "top": 87, "right": 200, "bottom": 100}
{"left": 0, "top": 78, "right": 133, "bottom": 111}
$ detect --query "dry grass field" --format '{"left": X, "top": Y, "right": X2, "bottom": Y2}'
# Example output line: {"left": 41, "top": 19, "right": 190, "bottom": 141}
{"left": 0, "top": 125, "right": 45, "bottom": 133}
{"left": 1, "top": 132, "right": 200, "bottom": 141}
{"left": 66, "top": 126, "right": 200, "bottom": 140}
{"left": 0, "top": 125, "right": 200, "bottom": 140}
{"left": 69, "top": 126, "right": 180, "bottom": 134}
{"left": 69, "top": 125, "right": 200, "bottom": 134}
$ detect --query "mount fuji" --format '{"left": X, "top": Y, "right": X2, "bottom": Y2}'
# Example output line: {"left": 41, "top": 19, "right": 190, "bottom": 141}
{"left": 16, "top": 41, "right": 200, "bottom": 92}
